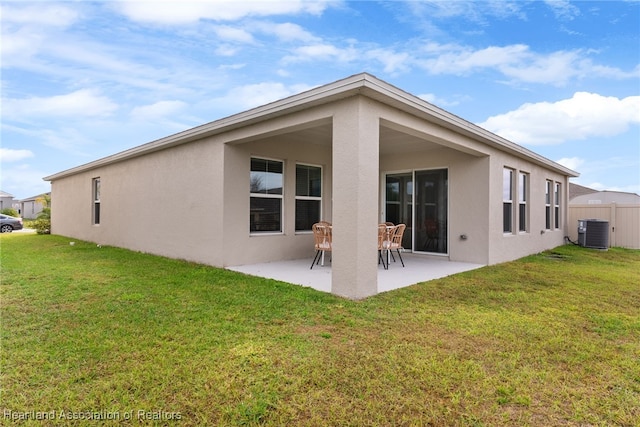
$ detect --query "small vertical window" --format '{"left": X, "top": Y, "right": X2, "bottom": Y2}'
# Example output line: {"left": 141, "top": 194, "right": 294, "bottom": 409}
{"left": 503, "top": 168, "right": 513, "bottom": 233}
{"left": 545, "top": 180, "right": 552, "bottom": 230}
{"left": 554, "top": 182, "right": 561, "bottom": 229}
{"left": 295, "top": 164, "right": 322, "bottom": 231}
{"left": 518, "top": 172, "right": 528, "bottom": 232}
{"left": 250, "top": 158, "right": 283, "bottom": 233}
{"left": 93, "top": 178, "right": 101, "bottom": 225}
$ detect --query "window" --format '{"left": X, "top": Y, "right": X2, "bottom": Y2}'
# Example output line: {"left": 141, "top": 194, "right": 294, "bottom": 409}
{"left": 503, "top": 168, "right": 514, "bottom": 233}
{"left": 295, "top": 164, "right": 322, "bottom": 231}
{"left": 93, "top": 178, "right": 101, "bottom": 225}
{"left": 554, "top": 182, "right": 561, "bottom": 229}
{"left": 545, "top": 180, "right": 552, "bottom": 230}
{"left": 250, "top": 158, "right": 283, "bottom": 233}
{"left": 518, "top": 172, "right": 528, "bottom": 232}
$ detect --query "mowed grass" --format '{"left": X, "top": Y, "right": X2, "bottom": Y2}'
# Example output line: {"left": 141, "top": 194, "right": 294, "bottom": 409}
{"left": 1, "top": 234, "right": 639, "bottom": 426}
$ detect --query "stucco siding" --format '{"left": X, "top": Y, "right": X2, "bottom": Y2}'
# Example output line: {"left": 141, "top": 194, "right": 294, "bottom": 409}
{"left": 487, "top": 152, "right": 569, "bottom": 264}
{"left": 222, "top": 133, "right": 333, "bottom": 267}
{"left": 45, "top": 74, "right": 578, "bottom": 297}
{"left": 380, "top": 146, "right": 491, "bottom": 265}
{"left": 51, "top": 138, "right": 225, "bottom": 266}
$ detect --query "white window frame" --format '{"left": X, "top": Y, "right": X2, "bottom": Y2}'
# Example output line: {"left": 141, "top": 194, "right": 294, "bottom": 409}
{"left": 92, "top": 177, "right": 101, "bottom": 225}
{"left": 250, "top": 157, "right": 284, "bottom": 235}
{"left": 518, "top": 172, "right": 528, "bottom": 233}
{"left": 545, "top": 180, "right": 552, "bottom": 230}
{"left": 503, "top": 168, "right": 514, "bottom": 234}
{"left": 554, "top": 182, "right": 561, "bottom": 230}
{"left": 295, "top": 163, "right": 323, "bottom": 233}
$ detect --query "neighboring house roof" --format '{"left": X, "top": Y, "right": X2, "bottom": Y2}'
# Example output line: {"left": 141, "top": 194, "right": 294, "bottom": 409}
{"left": 44, "top": 73, "right": 579, "bottom": 182}
{"left": 0, "top": 190, "right": 15, "bottom": 198}
{"left": 570, "top": 190, "right": 640, "bottom": 205}
{"left": 18, "top": 192, "right": 51, "bottom": 203}
{"left": 569, "top": 182, "right": 598, "bottom": 200}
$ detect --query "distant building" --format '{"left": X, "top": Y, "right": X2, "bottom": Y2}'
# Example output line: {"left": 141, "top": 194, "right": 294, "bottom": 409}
{"left": 569, "top": 183, "right": 598, "bottom": 200}
{"left": 19, "top": 193, "right": 51, "bottom": 219}
{"left": 0, "top": 190, "right": 16, "bottom": 212}
{"left": 570, "top": 191, "right": 640, "bottom": 205}
{"left": 568, "top": 184, "right": 640, "bottom": 249}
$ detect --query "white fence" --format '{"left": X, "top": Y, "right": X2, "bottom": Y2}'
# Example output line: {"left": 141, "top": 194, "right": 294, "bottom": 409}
{"left": 568, "top": 204, "right": 640, "bottom": 249}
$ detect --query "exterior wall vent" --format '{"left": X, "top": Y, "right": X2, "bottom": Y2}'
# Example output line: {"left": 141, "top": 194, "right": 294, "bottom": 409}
{"left": 577, "top": 219, "right": 609, "bottom": 249}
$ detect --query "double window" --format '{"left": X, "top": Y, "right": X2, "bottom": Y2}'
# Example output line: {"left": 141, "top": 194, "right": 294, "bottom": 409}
{"left": 92, "top": 178, "right": 101, "bottom": 225}
{"left": 504, "top": 168, "right": 529, "bottom": 234}
{"left": 249, "top": 158, "right": 323, "bottom": 233}
{"left": 250, "top": 158, "right": 283, "bottom": 233}
{"left": 503, "top": 168, "right": 514, "bottom": 233}
{"left": 518, "top": 172, "right": 528, "bottom": 232}
{"left": 554, "top": 183, "right": 561, "bottom": 229}
{"left": 295, "top": 164, "right": 322, "bottom": 231}
{"left": 545, "top": 181, "right": 552, "bottom": 230}
{"left": 544, "top": 180, "right": 563, "bottom": 230}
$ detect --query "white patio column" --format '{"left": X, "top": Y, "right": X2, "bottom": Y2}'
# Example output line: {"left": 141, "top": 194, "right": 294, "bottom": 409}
{"left": 331, "top": 97, "right": 380, "bottom": 299}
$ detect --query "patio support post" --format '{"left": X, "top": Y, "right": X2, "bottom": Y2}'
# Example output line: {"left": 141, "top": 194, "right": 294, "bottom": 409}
{"left": 331, "top": 97, "right": 380, "bottom": 299}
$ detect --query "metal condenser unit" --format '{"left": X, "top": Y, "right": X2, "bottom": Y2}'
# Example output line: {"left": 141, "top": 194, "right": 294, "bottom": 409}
{"left": 577, "top": 219, "right": 609, "bottom": 249}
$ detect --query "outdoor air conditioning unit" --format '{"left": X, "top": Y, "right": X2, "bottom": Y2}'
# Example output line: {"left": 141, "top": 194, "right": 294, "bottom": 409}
{"left": 577, "top": 219, "right": 609, "bottom": 249}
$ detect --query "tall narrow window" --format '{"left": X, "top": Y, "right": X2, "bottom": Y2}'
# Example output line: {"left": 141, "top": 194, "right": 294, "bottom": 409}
{"left": 93, "top": 178, "right": 101, "bottom": 225}
{"left": 554, "top": 182, "right": 561, "bottom": 229}
{"left": 518, "top": 172, "right": 528, "bottom": 232}
{"left": 503, "top": 168, "right": 514, "bottom": 233}
{"left": 295, "top": 164, "right": 322, "bottom": 231}
{"left": 250, "top": 158, "right": 283, "bottom": 233}
{"left": 545, "top": 180, "right": 552, "bottom": 230}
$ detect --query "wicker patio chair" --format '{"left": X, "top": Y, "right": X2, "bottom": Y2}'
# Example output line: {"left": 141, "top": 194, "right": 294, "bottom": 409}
{"left": 388, "top": 223, "right": 406, "bottom": 267}
{"left": 310, "top": 222, "right": 332, "bottom": 269}
{"left": 378, "top": 224, "right": 389, "bottom": 269}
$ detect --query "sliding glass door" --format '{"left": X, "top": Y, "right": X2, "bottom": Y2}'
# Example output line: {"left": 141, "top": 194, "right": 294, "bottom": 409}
{"left": 385, "top": 173, "right": 413, "bottom": 250}
{"left": 415, "top": 169, "right": 447, "bottom": 254}
{"left": 385, "top": 169, "right": 448, "bottom": 254}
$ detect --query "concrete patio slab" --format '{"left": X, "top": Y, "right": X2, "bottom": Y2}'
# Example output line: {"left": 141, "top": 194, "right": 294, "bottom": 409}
{"left": 227, "top": 253, "right": 484, "bottom": 295}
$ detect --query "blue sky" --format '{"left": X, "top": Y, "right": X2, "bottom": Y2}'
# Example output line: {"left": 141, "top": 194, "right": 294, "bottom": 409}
{"left": 2, "top": 0, "right": 639, "bottom": 200}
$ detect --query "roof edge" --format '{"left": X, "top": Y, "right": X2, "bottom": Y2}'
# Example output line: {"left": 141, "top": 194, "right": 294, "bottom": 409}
{"left": 44, "top": 73, "right": 373, "bottom": 181}
{"left": 44, "top": 72, "right": 578, "bottom": 181}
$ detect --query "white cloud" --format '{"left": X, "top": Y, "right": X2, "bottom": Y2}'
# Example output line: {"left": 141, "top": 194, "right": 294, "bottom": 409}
{"left": 404, "top": 1, "right": 527, "bottom": 23}
{"left": 0, "top": 148, "right": 34, "bottom": 163}
{"left": 283, "top": 43, "right": 358, "bottom": 64}
{"left": 213, "top": 25, "right": 255, "bottom": 43}
{"left": 0, "top": 3, "right": 80, "bottom": 66}
{"left": 37, "top": 127, "right": 98, "bottom": 156}
{"left": 0, "top": 164, "right": 51, "bottom": 200}
{"left": 417, "top": 93, "right": 460, "bottom": 108}
{"left": 421, "top": 44, "right": 530, "bottom": 76}
{"left": 365, "top": 48, "right": 412, "bottom": 74}
{"left": 3, "top": 90, "right": 118, "bottom": 121}
{"left": 544, "top": 0, "right": 580, "bottom": 20}
{"left": 478, "top": 92, "right": 640, "bottom": 145}
{"left": 131, "top": 100, "right": 188, "bottom": 121}
{"left": 1, "top": 3, "right": 80, "bottom": 27}
{"left": 418, "top": 43, "right": 638, "bottom": 86}
{"left": 555, "top": 157, "right": 584, "bottom": 171}
{"left": 254, "top": 22, "right": 319, "bottom": 43}
{"left": 267, "top": 22, "right": 317, "bottom": 42}
{"left": 213, "top": 81, "right": 314, "bottom": 111}
{"left": 113, "top": 0, "right": 335, "bottom": 24}
{"left": 214, "top": 44, "right": 240, "bottom": 56}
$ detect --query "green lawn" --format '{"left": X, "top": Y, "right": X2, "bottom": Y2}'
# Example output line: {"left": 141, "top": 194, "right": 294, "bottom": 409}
{"left": 1, "top": 234, "right": 639, "bottom": 426}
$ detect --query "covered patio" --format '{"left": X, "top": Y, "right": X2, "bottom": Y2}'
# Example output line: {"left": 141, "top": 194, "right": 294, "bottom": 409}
{"left": 227, "top": 254, "right": 484, "bottom": 295}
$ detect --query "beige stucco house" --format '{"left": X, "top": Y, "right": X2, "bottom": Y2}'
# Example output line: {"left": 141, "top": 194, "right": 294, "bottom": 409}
{"left": 0, "top": 190, "right": 16, "bottom": 212}
{"left": 19, "top": 193, "right": 50, "bottom": 219}
{"left": 44, "top": 73, "right": 578, "bottom": 299}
